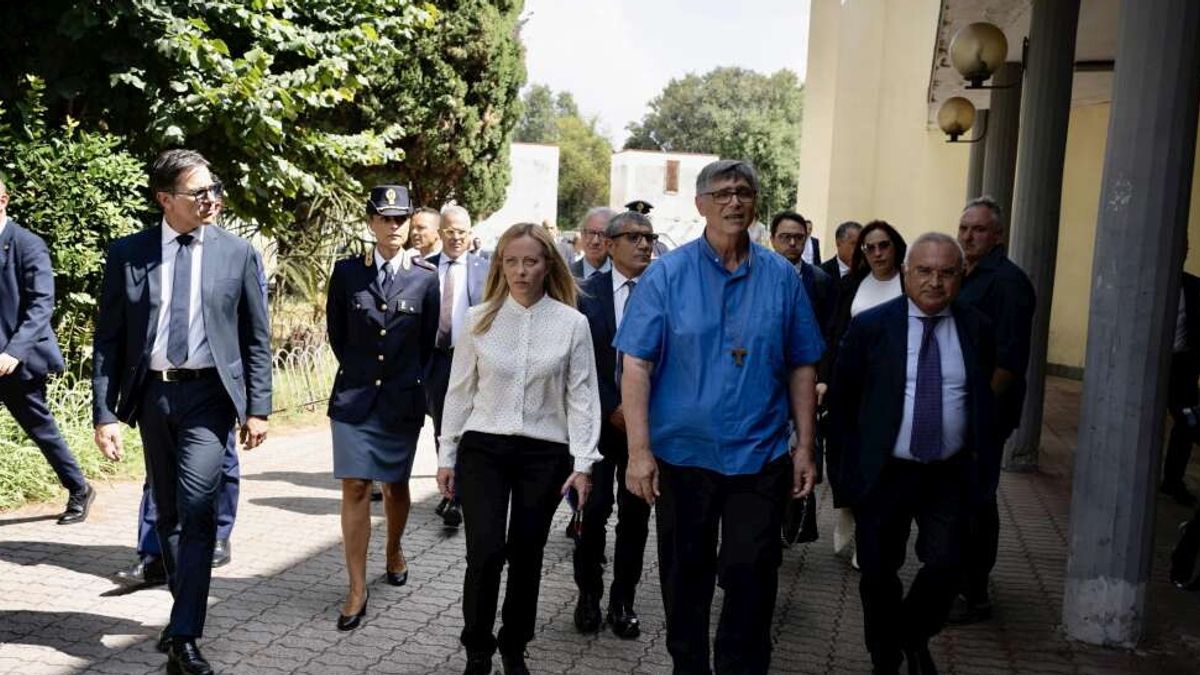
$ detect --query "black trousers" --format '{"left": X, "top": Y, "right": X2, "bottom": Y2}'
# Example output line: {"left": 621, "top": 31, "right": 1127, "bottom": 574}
{"left": 1164, "top": 355, "right": 1199, "bottom": 488}
{"left": 426, "top": 349, "right": 453, "bottom": 448}
{"left": 960, "top": 423, "right": 1012, "bottom": 605}
{"left": 0, "top": 375, "right": 86, "bottom": 493}
{"left": 854, "top": 455, "right": 971, "bottom": 672}
{"left": 572, "top": 450, "right": 651, "bottom": 606}
{"left": 656, "top": 454, "right": 792, "bottom": 675}
{"left": 138, "top": 375, "right": 236, "bottom": 639}
{"left": 458, "top": 432, "right": 572, "bottom": 656}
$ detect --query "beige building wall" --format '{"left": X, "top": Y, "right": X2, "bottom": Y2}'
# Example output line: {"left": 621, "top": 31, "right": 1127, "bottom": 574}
{"left": 798, "top": 0, "right": 1200, "bottom": 371}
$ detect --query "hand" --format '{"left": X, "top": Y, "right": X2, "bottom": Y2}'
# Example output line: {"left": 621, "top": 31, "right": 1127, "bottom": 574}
{"left": 0, "top": 352, "right": 20, "bottom": 376}
{"left": 815, "top": 382, "right": 828, "bottom": 407}
{"left": 608, "top": 406, "right": 626, "bottom": 432}
{"left": 240, "top": 416, "right": 268, "bottom": 450}
{"left": 437, "top": 467, "right": 455, "bottom": 500}
{"left": 791, "top": 447, "right": 817, "bottom": 499}
{"left": 561, "top": 471, "right": 591, "bottom": 509}
{"left": 626, "top": 449, "right": 659, "bottom": 505}
{"left": 94, "top": 423, "right": 124, "bottom": 461}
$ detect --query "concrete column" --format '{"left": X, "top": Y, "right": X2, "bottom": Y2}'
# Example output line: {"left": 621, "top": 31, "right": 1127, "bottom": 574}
{"left": 1063, "top": 0, "right": 1200, "bottom": 647}
{"left": 965, "top": 110, "right": 987, "bottom": 200}
{"left": 1003, "top": 0, "right": 1081, "bottom": 470}
{"left": 981, "top": 63, "right": 1022, "bottom": 220}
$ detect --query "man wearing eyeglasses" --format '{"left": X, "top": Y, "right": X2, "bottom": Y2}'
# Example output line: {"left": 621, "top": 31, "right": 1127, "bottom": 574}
{"left": 569, "top": 207, "right": 614, "bottom": 280}
{"left": 617, "top": 160, "right": 824, "bottom": 674}
{"left": 0, "top": 176, "right": 96, "bottom": 526}
{"left": 425, "top": 204, "right": 488, "bottom": 529}
{"left": 92, "top": 149, "right": 272, "bottom": 675}
{"left": 771, "top": 211, "right": 836, "bottom": 334}
{"left": 572, "top": 210, "right": 657, "bottom": 640}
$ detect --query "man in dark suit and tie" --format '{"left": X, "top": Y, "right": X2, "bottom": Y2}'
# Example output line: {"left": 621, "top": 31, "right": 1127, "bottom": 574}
{"left": 829, "top": 232, "right": 996, "bottom": 675}
{"left": 572, "top": 210, "right": 655, "bottom": 640}
{"left": 92, "top": 149, "right": 272, "bottom": 675}
{"left": 425, "top": 204, "right": 488, "bottom": 528}
{"left": 569, "top": 207, "right": 614, "bottom": 279}
{"left": 821, "top": 221, "right": 863, "bottom": 280}
{"left": 1163, "top": 264, "right": 1200, "bottom": 506}
{"left": 0, "top": 176, "right": 95, "bottom": 525}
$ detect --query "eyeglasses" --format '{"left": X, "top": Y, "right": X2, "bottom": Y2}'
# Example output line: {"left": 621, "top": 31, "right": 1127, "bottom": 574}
{"left": 170, "top": 182, "right": 224, "bottom": 203}
{"left": 773, "top": 233, "right": 807, "bottom": 245}
{"left": 910, "top": 266, "right": 961, "bottom": 282}
{"left": 440, "top": 228, "right": 471, "bottom": 239}
{"left": 862, "top": 240, "right": 893, "bottom": 254}
{"left": 610, "top": 232, "right": 660, "bottom": 245}
{"left": 700, "top": 188, "right": 757, "bottom": 205}
{"left": 580, "top": 230, "right": 608, "bottom": 240}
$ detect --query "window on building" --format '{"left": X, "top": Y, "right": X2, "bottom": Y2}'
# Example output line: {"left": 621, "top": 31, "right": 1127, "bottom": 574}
{"left": 665, "top": 160, "right": 680, "bottom": 194}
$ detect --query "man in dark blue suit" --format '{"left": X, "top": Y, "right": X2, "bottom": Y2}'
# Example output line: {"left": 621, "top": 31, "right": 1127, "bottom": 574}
{"left": 572, "top": 210, "right": 655, "bottom": 639}
{"left": 0, "top": 177, "right": 95, "bottom": 525}
{"left": 424, "top": 204, "right": 488, "bottom": 528}
{"left": 92, "top": 149, "right": 272, "bottom": 675}
{"left": 829, "top": 233, "right": 996, "bottom": 675}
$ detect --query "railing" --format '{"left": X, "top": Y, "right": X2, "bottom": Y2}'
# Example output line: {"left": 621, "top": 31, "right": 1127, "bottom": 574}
{"left": 271, "top": 342, "right": 338, "bottom": 415}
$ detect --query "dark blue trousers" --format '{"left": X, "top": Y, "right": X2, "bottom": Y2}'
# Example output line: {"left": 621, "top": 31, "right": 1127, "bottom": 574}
{"left": 0, "top": 375, "right": 86, "bottom": 493}
{"left": 138, "top": 428, "right": 238, "bottom": 558}
{"left": 138, "top": 375, "right": 236, "bottom": 640}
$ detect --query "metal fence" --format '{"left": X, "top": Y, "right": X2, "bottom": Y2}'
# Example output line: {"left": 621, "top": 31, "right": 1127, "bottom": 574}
{"left": 272, "top": 342, "right": 338, "bottom": 415}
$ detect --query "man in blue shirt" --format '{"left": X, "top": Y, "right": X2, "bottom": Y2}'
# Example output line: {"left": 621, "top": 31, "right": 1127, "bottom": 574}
{"left": 616, "top": 160, "right": 824, "bottom": 675}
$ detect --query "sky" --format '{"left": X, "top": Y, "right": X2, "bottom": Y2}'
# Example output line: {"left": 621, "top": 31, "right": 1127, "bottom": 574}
{"left": 519, "top": 0, "right": 811, "bottom": 146}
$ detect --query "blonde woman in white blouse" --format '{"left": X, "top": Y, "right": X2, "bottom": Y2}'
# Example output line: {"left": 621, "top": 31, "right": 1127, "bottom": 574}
{"left": 437, "top": 222, "right": 601, "bottom": 675}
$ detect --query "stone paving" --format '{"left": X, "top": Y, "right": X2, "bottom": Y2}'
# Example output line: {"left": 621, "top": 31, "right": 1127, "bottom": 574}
{"left": 1, "top": 377, "right": 1199, "bottom": 674}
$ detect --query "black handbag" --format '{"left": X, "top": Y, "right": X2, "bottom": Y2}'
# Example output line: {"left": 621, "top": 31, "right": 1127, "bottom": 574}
{"left": 781, "top": 491, "right": 819, "bottom": 547}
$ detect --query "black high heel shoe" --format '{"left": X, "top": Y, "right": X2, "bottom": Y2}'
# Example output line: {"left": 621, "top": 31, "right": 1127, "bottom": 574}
{"left": 386, "top": 553, "right": 409, "bottom": 587}
{"left": 336, "top": 589, "right": 369, "bottom": 631}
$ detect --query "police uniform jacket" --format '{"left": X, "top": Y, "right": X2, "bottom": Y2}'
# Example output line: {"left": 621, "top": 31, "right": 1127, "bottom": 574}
{"left": 326, "top": 252, "right": 439, "bottom": 429}
{"left": 0, "top": 220, "right": 65, "bottom": 379}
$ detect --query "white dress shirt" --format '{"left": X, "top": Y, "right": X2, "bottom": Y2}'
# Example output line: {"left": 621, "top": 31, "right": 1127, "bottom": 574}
{"left": 892, "top": 300, "right": 968, "bottom": 462}
{"left": 438, "top": 294, "right": 603, "bottom": 473}
{"left": 0, "top": 215, "right": 8, "bottom": 235}
{"left": 611, "top": 266, "right": 640, "bottom": 329}
{"left": 837, "top": 257, "right": 850, "bottom": 278}
{"left": 375, "top": 247, "right": 416, "bottom": 282}
{"left": 149, "top": 221, "right": 215, "bottom": 370}
{"left": 438, "top": 253, "right": 470, "bottom": 348}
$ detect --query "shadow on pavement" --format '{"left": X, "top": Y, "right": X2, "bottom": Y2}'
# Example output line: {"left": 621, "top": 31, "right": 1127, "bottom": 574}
{"left": 0, "top": 541, "right": 135, "bottom": 581}
{"left": 242, "top": 470, "right": 341, "bottom": 492}
{"left": 0, "top": 610, "right": 157, "bottom": 661}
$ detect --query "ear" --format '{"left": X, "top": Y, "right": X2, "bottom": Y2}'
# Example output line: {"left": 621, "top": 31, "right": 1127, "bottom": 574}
{"left": 154, "top": 191, "right": 170, "bottom": 210}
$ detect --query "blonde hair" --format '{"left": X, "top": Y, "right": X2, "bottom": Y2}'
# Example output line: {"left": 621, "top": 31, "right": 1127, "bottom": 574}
{"left": 474, "top": 223, "right": 578, "bottom": 334}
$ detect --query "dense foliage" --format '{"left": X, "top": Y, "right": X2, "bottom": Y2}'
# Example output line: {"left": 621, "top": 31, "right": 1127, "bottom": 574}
{"left": 625, "top": 67, "right": 805, "bottom": 219}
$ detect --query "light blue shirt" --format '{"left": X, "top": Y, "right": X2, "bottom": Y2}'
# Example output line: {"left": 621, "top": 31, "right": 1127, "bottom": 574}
{"left": 581, "top": 257, "right": 611, "bottom": 279}
{"left": 892, "top": 300, "right": 968, "bottom": 461}
{"left": 614, "top": 235, "right": 825, "bottom": 475}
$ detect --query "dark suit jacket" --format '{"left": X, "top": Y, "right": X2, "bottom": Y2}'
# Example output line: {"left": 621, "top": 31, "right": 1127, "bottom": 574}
{"left": 0, "top": 220, "right": 65, "bottom": 379}
{"left": 819, "top": 256, "right": 843, "bottom": 281}
{"left": 92, "top": 225, "right": 273, "bottom": 426}
{"left": 569, "top": 257, "right": 585, "bottom": 279}
{"left": 1170, "top": 272, "right": 1200, "bottom": 409}
{"left": 426, "top": 251, "right": 488, "bottom": 307}
{"left": 577, "top": 271, "right": 627, "bottom": 457}
{"left": 827, "top": 296, "right": 997, "bottom": 508}
{"left": 808, "top": 236, "right": 822, "bottom": 266}
{"left": 326, "top": 254, "right": 439, "bottom": 428}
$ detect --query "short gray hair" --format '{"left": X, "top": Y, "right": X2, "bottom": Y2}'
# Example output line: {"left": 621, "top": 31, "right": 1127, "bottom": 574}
{"left": 834, "top": 220, "right": 862, "bottom": 242}
{"left": 904, "top": 232, "right": 965, "bottom": 267}
{"left": 440, "top": 203, "right": 472, "bottom": 228}
{"left": 605, "top": 211, "right": 653, "bottom": 238}
{"left": 696, "top": 159, "right": 760, "bottom": 195}
{"left": 963, "top": 195, "right": 1004, "bottom": 231}
{"left": 578, "top": 206, "right": 615, "bottom": 230}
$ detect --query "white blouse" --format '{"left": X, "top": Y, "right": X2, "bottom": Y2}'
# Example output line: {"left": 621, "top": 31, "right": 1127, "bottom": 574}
{"left": 437, "top": 294, "right": 603, "bottom": 474}
{"left": 850, "top": 273, "right": 903, "bottom": 317}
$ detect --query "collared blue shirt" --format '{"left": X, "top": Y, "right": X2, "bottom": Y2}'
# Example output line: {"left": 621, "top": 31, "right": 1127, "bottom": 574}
{"left": 614, "top": 235, "right": 825, "bottom": 475}
{"left": 891, "top": 300, "right": 968, "bottom": 462}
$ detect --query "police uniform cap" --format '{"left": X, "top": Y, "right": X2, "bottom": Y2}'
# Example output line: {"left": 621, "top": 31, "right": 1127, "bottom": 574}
{"left": 367, "top": 185, "right": 413, "bottom": 217}
{"left": 625, "top": 199, "right": 654, "bottom": 214}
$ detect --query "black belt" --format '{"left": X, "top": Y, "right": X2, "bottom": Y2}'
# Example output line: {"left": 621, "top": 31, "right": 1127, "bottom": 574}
{"left": 149, "top": 368, "right": 218, "bottom": 382}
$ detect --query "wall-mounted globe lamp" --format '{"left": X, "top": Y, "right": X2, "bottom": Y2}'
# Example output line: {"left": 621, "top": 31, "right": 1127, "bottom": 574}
{"left": 938, "top": 96, "right": 986, "bottom": 143}
{"left": 950, "top": 22, "right": 1010, "bottom": 89}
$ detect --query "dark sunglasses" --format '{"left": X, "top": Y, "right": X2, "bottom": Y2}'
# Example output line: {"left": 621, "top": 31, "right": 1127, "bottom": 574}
{"left": 610, "top": 232, "right": 660, "bottom": 245}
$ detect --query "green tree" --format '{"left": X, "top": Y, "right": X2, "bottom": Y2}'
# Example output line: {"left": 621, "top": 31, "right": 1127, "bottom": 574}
{"left": 514, "top": 85, "right": 611, "bottom": 228}
{"left": 625, "top": 67, "right": 804, "bottom": 219}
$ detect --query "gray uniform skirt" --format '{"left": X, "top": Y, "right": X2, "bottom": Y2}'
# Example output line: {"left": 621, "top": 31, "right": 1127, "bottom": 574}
{"left": 331, "top": 416, "right": 420, "bottom": 482}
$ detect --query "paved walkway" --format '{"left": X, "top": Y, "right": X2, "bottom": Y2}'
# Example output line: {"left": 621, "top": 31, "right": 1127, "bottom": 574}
{"left": 1, "top": 378, "right": 1198, "bottom": 674}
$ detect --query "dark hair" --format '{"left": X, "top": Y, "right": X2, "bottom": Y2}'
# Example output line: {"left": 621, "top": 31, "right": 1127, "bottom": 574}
{"left": 769, "top": 211, "right": 808, "bottom": 237}
{"left": 963, "top": 195, "right": 1004, "bottom": 231}
{"left": 606, "top": 211, "right": 653, "bottom": 238}
{"left": 149, "top": 149, "right": 210, "bottom": 197}
{"left": 850, "top": 220, "right": 907, "bottom": 281}
{"left": 834, "top": 220, "right": 863, "bottom": 242}
{"left": 412, "top": 206, "right": 441, "bottom": 219}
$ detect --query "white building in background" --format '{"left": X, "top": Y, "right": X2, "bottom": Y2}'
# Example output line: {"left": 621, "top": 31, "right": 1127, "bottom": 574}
{"left": 475, "top": 143, "right": 559, "bottom": 247}
{"left": 609, "top": 149, "right": 720, "bottom": 248}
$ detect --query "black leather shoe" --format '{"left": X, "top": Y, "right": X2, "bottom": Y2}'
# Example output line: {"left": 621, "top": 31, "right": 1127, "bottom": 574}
{"left": 167, "top": 638, "right": 213, "bottom": 675}
{"left": 114, "top": 557, "right": 167, "bottom": 586}
{"left": 442, "top": 501, "right": 463, "bottom": 528}
{"left": 607, "top": 601, "right": 641, "bottom": 639}
{"left": 463, "top": 651, "right": 493, "bottom": 675}
{"left": 336, "top": 589, "right": 369, "bottom": 631}
{"left": 211, "top": 539, "right": 231, "bottom": 568}
{"left": 500, "top": 649, "right": 530, "bottom": 675}
{"left": 57, "top": 483, "right": 95, "bottom": 525}
{"left": 946, "top": 594, "right": 993, "bottom": 625}
{"left": 573, "top": 591, "right": 602, "bottom": 633}
{"left": 903, "top": 645, "right": 938, "bottom": 675}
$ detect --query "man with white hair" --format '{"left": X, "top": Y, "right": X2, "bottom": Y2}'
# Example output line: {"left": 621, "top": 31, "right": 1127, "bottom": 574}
{"left": 570, "top": 207, "right": 614, "bottom": 279}
{"left": 828, "top": 232, "right": 998, "bottom": 675}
